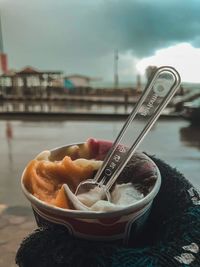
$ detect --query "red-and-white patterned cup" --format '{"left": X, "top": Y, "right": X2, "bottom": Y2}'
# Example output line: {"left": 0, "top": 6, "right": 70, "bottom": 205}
{"left": 21, "top": 140, "right": 161, "bottom": 244}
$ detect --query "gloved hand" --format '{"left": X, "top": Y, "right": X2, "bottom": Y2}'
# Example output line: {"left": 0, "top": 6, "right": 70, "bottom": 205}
{"left": 16, "top": 155, "right": 200, "bottom": 267}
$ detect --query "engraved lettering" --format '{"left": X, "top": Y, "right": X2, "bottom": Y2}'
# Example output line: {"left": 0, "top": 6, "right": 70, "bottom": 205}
{"left": 113, "top": 155, "right": 120, "bottom": 162}
{"left": 118, "top": 144, "right": 126, "bottom": 153}
{"left": 141, "top": 93, "right": 158, "bottom": 116}
{"left": 110, "top": 162, "right": 116, "bottom": 169}
{"left": 105, "top": 168, "right": 112, "bottom": 176}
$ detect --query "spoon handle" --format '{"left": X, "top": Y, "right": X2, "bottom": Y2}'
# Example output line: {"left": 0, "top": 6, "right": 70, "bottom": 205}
{"left": 94, "top": 66, "right": 181, "bottom": 191}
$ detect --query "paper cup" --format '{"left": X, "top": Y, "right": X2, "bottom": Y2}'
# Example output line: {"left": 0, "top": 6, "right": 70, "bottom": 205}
{"left": 21, "top": 140, "right": 161, "bottom": 244}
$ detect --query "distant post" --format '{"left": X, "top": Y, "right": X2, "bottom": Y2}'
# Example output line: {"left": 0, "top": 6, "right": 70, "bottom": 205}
{"left": 136, "top": 74, "right": 142, "bottom": 93}
{"left": 114, "top": 49, "right": 119, "bottom": 89}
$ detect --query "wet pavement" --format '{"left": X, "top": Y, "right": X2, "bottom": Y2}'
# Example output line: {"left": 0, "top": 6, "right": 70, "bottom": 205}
{"left": 0, "top": 117, "right": 200, "bottom": 266}
{"left": 0, "top": 206, "right": 36, "bottom": 267}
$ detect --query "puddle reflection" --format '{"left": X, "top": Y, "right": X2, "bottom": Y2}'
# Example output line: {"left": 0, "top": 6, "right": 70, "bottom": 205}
{"left": 5, "top": 121, "right": 14, "bottom": 165}
{"left": 180, "top": 125, "right": 200, "bottom": 150}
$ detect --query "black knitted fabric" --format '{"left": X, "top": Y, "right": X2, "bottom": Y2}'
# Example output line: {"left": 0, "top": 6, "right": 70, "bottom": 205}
{"left": 16, "top": 156, "right": 200, "bottom": 267}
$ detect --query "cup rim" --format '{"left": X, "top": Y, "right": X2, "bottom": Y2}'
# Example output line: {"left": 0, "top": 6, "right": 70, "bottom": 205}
{"left": 21, "top": 142, "right": 161, "bottom": 219}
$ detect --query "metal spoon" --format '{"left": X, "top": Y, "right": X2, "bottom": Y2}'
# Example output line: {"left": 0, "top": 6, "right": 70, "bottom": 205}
{"left": 73, "top": 66, "right": 181, "bottom": 203}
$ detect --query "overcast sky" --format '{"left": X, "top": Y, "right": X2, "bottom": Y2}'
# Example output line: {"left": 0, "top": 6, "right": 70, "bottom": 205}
{"left": 1, "top": 0, "right": 200, "bottom": 82}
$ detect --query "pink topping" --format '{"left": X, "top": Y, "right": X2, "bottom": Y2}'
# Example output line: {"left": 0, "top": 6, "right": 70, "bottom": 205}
{"left": 87, "top": 138, "right": 113, "bottom": 160}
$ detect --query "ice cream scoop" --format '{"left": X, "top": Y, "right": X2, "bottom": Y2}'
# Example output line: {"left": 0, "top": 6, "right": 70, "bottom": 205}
{"left": 72, "top": 66, "right": 181, "bottom": 204}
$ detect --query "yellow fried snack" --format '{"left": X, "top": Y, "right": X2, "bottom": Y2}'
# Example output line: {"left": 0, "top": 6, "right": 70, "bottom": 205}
{"left": 23, "top": 156, "right": 100, "bottom": 209}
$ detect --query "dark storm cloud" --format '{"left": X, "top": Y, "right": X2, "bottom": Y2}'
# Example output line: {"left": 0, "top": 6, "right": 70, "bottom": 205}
{"left": 1, "top": 0, "right": 200, "bottom": 79}
{"left": 91, "top": 0, "right": 200, "bottom": 57}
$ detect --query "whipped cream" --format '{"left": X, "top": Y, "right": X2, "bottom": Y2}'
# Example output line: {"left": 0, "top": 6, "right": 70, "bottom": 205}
{"left": 78, "top": 183, "right": 144, "bottom": 211}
